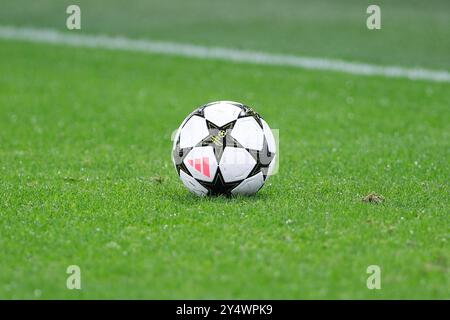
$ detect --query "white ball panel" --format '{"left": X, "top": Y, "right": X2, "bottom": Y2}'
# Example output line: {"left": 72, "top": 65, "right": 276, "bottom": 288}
{"left": 219, "top": 147, "right": 256, "bottom": 182}
{"left": 179, "top": 170, "right": 208, "bottom": 196}
{"left": 208, "top": 100, "right": 243, "bottom": 107}
{"left": 174, "top": 111, "right": 198, "bottom": 150}
{"left": 261, "top": 118, "right": 276, "bottom": 154}
{"left": 179, "top": 115, "right": 209, "bottom": 149}
{"left": 231, "top": 117, "right": 264, "bottom": 150}
{"left": 183, "top": 146, "right": 218, "bottom": 182}
{"left": 203, "top": 102, "right": 242, "bottom": 127}
{"left": 231, "top": 172, "right": 264, "bottom": 195}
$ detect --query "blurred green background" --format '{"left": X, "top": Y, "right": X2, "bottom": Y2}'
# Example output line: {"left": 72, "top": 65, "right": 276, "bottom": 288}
{"left": 1, "top": 0, "right": 449, "bottom": 69}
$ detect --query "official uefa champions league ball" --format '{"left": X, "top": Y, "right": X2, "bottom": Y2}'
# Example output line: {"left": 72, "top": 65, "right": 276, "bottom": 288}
{"left": 172, "top": 101, "right": 277, "bottom": 196}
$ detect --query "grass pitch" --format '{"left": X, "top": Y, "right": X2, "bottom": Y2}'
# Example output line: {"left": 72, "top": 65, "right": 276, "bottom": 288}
{"left": 0, "top": 0, "right": 449, "bottom": 299}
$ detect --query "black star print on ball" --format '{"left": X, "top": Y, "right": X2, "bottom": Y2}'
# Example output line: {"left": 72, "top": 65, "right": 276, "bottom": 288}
{"left": 195, "top": 119, "right": 243, "bottom": 163}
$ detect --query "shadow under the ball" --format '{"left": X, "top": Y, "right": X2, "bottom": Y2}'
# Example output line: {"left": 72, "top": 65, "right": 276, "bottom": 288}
{"left": 166, "top": 190, "right": 271, "bottom": 205}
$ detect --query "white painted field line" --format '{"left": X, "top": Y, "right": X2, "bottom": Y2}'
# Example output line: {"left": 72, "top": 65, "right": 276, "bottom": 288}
{"left": 1, "top": 25, "right": 449, "bottom": 83}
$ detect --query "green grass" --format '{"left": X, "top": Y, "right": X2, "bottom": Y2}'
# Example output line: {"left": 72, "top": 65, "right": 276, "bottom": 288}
{"left": 0, "top": 39, "right": 449, "bottom": 299}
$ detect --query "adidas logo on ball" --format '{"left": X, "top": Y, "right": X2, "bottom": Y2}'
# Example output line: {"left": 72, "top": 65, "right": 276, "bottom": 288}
{"left": 187, "top": 157, "right": 211, "bottom": 178}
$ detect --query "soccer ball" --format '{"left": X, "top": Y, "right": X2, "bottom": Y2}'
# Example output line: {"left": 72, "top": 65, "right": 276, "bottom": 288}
{"left": 172, "top": 101, "right": 277, "bottom": 196}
